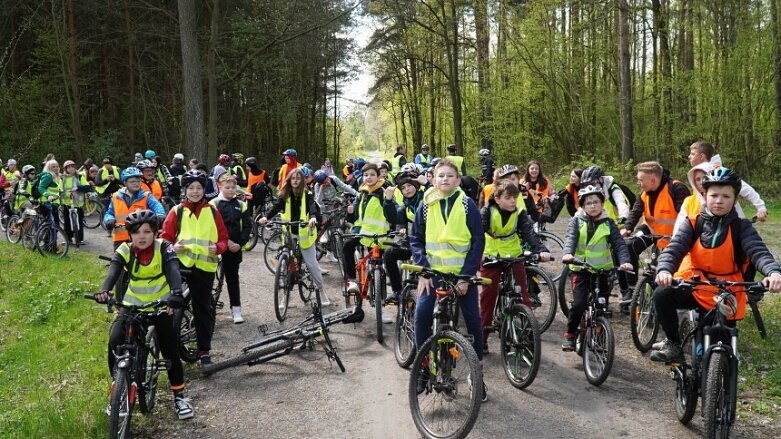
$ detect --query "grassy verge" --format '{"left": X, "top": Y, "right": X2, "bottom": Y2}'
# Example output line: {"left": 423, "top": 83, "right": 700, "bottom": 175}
{"left": 0, "top": 242, "right": 110, "bottom": 437}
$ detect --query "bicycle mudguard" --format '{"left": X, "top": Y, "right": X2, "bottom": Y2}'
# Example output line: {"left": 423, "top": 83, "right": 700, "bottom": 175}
{"left": 747, "top": 299, "right": 766, "bottom": 339}
{"left": 342, "top": 306, "right": 365, "bottom": 324}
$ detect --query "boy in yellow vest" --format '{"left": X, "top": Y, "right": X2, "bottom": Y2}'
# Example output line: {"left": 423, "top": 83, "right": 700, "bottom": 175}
{"left": 561, "top": 185, "right": 632, "bottom": 351}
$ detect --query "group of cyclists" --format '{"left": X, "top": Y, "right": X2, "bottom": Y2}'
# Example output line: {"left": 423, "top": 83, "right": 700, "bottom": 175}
{"left": 3, "top": 138, "right": 781, "bottom": 434}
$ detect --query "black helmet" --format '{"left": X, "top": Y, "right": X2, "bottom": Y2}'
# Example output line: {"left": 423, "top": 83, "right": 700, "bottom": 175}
{"left": 395, "top": 171, "right": 420, "bottom": 188}
{"left": 580, "top": 166, "right": 605, "bottom": 186}
{"left": 181, "top": 170, "right": 208, "bottom": 189}
{"left": 244, "top": 156, "right": 257, "bottom": 166}
{"left": 447, "top": 144, "right": 456, "bottom": 153}
{"left": 125, "top": 209, "right": 160, "bottom": 233}
{"left": 702, "top": 167, "right": 741, "bottom": 193}
{"left": 578, "top": 185, "right": 605, "bottom": 207}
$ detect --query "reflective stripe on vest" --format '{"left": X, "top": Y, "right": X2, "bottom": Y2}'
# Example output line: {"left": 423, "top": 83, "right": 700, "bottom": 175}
{"left": 425, "top": 190, "right": 471, "bottom": 274}
{"left": 118, "top": 240, "right": 170, "bottom": 309}
{"left": 96, "top": 167, "right": 119, "bottom": 194}
{"left": 484, "top": 206, "right": 521, "bottom": 257}
{"left": 355, "top": 192, "right": 389, "bottom": 247}
{"left": 281, "top": 194, "right": 316, "bottom": 249}
{"left": 176, "top": 205, "right": 219, "bottom": 271}
{"left": 111, "top": 192, "right": 152, "bottom": 242}
{"left": 570, "top": 221, "right": 613, "bottom": 272}
{"left": 641, "top": 180, "right": 677, "bottom": 248}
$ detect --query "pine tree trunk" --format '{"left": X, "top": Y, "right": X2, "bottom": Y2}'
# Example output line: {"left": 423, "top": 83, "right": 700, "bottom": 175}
{"left": 177, "top": 0, "right": 207, "bottom": 161}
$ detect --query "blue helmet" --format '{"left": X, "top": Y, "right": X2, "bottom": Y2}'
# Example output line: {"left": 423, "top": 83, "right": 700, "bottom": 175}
{"left": 314, "top": 170, "right": 329, "bottom": 184}
{"left": 144, "top": 149, "right": 156, "bottom": 159}
{"left": 298, "top": 166, "right": 312, "bottom": 178}
{"left": 353, "top": 158, "right": 366, "bottom": 170}
{"left": 283, "top": 148, "right": 297, "bottom": 157}
{"left": 121, "top": 167, "right": 143, "bottom": 182}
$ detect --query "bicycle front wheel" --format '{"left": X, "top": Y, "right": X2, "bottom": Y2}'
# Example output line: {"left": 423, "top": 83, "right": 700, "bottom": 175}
{"left": 137, "top": 328, "right": 161, "bottom": 414}
{"left": 211, "top": 261, "right": 224, "bottom": 312}
{"left": 630, "top": 277, "right": 660, "bottom": 352}
{"left": 82, "top": 197, "right": 104, "bottom": 229}
{"left": 583, "top": 316, "right": 614, "bottom": 386}
{"left": 201, "top": 339, "right": 295, "bottom": 377}
{"left": 703, "top": 351, "right": 733, "bottom": 439}
{"left": 557, "top": 265, "right": 572, "bottom": 317}
{"left": 5, "top": 215, "right": 21, "bottom": 243}
{"left": 174, "top": 297, "right": 199, "bottom": 364}
{"left": 245, "top": 220, "right": 259, "bottom": 251}
{"left": 526, "top": 266, "right": 557, "bottom": 333}
{"left": 500, "top": 304, "right": 541, "bottom": 389}
{"left": 409, "top": 330, "right": 482, "bottom": 439}
{"left": 536, "top": 231, "right": 565, "bottom": 281}
{"left": 373, "top": 267, "right": 385, "bottom": 344}
{"left": 109, "top": 368, "right": 134, "bottom": 439}
{"left": 675, "top": 314, "right": 698, "bottom": 424}
{"left": 394, "top": 284, "right": 417, "bottom": 368}
{"left": 274, "top": 252, "right": 291, "bottom": 322}
{"left": 263, "top": 230, "right": 284, "bottom": 274}
{"left": 36, "top": 223, "right": 69, "bottom": 258}
{"left": 21, "top": 218, "right": 37, "bottom": 250}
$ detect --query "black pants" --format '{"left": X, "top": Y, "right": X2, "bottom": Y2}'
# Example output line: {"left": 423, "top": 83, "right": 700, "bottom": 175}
{"left": 623, "top": 225, "right": 654, "bottom": 287}
{"left": 384, "top": 246, "right": 411, "bottom": 293}
{"left": 653, "top": 286, "right": 703, "bottom": 344}
{"left": 567, "top": 271, "right": 610, "bottom": 334}
{"left": 186, "top": 266, "right": 216, "bottom": 353}
{"left": 108, "top": 310, "right": 184, "bottom": 388}
{"left": 61, "top": 205, "right": 84, "bottom": 242}
{"left": 342, "top": 236, "right": 362, "bottom": 280}
{"left": 222, "top": 250, "right": 243, "bottom": 307}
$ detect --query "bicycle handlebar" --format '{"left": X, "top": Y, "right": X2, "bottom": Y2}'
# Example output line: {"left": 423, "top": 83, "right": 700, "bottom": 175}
{"left": 341, "top": 231, "right": 401, "bottom": 241}
{"left": 482, "top": 253, "right": 556, "bottom": 267}
{"left": 566, "top": 259, "right": 635, "bottom": 275}
{"left": 83, "top": 293, "right": 168, "bottom": 312}
{"left": 670, "top": 278, "right": 767, "bottom": 296}
{"left": 401, "top": 263, "right": 492, "bottom": 286}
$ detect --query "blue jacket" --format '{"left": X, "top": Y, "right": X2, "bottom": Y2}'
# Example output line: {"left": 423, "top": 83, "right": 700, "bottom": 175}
{"left": 103, "top": 187, "right": 166, "bottom": 224}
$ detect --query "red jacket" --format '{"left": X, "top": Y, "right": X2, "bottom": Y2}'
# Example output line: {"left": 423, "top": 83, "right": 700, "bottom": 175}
{"left": 161, "top": 200, "right": 230, "bottom": 255}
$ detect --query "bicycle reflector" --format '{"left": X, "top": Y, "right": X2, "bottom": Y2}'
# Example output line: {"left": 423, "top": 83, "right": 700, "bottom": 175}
{"left": 716, "top": 292, "right": 738, "bottom": 318}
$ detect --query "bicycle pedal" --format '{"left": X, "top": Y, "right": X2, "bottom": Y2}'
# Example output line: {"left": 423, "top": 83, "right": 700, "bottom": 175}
{"left": 257, "top": 324, "right": 268, "bottom": 335}
{"left": 215, "top": 301, "right": 224, "bottom": 310}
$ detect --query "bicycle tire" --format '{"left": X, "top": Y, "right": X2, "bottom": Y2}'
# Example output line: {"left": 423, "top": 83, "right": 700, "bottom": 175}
{"left": 675, "top": 314, "right": 698, "bottom": 424}
{"left": 137, "top": 327, "right": 161, "bottom": 414}
{"left": 35, "top": 223, "right": 69, "bottom": 258}
{"left": 5, "top": 215, "right": 21, "bottom": 243}
{"left": 536, "top": 231, "right": 565, "bottom": 281}
{"left": 298, "top": 266, "right": 313, "bottom": 303}
{"left": 373, "top": 267, "right": 385, "bottom": 344}
{"left": 21, "top": 217, "right": 37, "bottom": 250}
{"left": 630, "top": 277, "right": 660, "bottom": 352}
{"left": 583, "top": 316, "right": 614, "bottom": 386}
{"left": 263, "top": 229, "right": 284, "bottom": 274}
{"left": 409, "top": 330, "right": 482, "bottom": 439}
{"left": 201, "top": 339, "right": 295, "bottom": 376}
{"left": 274, "top": 252, "right": 291, "bottom": 322}
{"left": 174, "top": 299, "right": 199, "bottom": 364}
{"left": 394, "top": 284, "right": 417, "bottom": 368}
{"left": 557, "top": 265, "right": 572, "bottom": 317}
{"left": 245, "top": 220, "right": 259, "bottom": 251}
{"left": 703, "top": 351, "right": 732, "bottom": 439}
{"left": 526, "top": 266, "right": 557, "bottom": 333}
{"left": 212, "top": 261, "right": 224, "bottom": 312}
{"left": 500, "top": 304, "right": 541, "bottom": 389}
{"left": 332, "top": 230, "right": 346, "bottom": 279}
{"left": 82, "top": 197, "right": 104, "bottom": 229}
{"left": 109, "top": 368, "right": 134, "bottom": 439}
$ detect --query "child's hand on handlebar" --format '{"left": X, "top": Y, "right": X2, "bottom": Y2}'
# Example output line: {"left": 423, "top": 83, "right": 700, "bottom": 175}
{"left": 561, "top": 254, "right": 574, "bottom": 264}
{"left": 655, "top": 271, "right": 673, "bottom": 288}
{"left": 539, "top": 252, "right": 551, "bottom": 262}
{"left": 762, "top": 272, "right": 781, "bottom": 293}
{"left": 619, "top": 263, "right": 633, "bottom": 272}
{"left": 257, "top": 216, "right": 268, "bottom": 226}
{"left": 95, "top": 290, "right": 112, "bottom": 303}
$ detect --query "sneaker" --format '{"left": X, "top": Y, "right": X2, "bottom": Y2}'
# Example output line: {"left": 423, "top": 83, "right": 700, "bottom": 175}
{"left": 79, "top": 240, "right": 86, "bottom": 245}
{"left": 381, "top": 311, "right": 393, "bottom": 324}
{"left": 231, "top": 306, "right": 244, "bottom": 324}
{"left": 650, "top": 340, "right": 684, "bottom": 363}
{"left": 325, "top": 251, "right": 339, "bottom": 263}
{"left": 619, "top": 289, "right": 633, "bottom": 304}
{"left": 346, "top": 281, "right": 359, "bottom": 296}
{"left": 320, "top": 266, "right": 329, "bottom": 275}
{"left": 174, "top": 396, "right": 194, "bottom": 420}
{"left": 199, "top": 354, "right": 212, "bottom": 366}
{"left": 561, "top": 333, "right": 576, "bottom": 352}
{"left": 385, "top": 293, "right": 400, "bottom": 305}
{"left": 320, "top": 290, "right": 332, "bottom": 307}
{"left": 651, "top": 338, "right": 669, "bottom": 351}
{"left": 416, "top": 368, "right": 430, "bottom": 394}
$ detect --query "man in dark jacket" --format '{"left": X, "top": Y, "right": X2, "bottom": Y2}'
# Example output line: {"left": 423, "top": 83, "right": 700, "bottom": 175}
{"left": 649, "top": 168, "right": 781, "bottom": 363}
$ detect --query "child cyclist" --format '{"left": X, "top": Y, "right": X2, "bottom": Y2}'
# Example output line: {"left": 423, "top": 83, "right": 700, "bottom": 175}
{"left": 479, "top": 180, "right": 550, "bottom": 353}
{"left": 561, "top": 185, "right": 632, "bottom": 351}
{"left": 409, "top": 159, "right": 487, "bottom": 401}
{"left": 258, "top": 167, "right": 332, "bottom": 305}
{"left": 651, "top": 168, "right": 781, "bottom": 363}
{"left": 93, "top": 209, "right": 194, "bottom": 419}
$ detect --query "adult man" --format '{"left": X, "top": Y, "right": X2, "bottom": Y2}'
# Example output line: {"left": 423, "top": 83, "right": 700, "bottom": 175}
{"left": 414, "top": 144, "right": 433, "bottom": 169}
{"left": 444, "top": 144, "right": 467, "bottom": 176}
{"left": 391, "top": 144, "right": 407, "bottom": 172}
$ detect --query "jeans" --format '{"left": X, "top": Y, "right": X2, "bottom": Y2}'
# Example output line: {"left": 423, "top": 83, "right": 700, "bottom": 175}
{"left": 414, "top": 280, "right": 483, "bottom": 361}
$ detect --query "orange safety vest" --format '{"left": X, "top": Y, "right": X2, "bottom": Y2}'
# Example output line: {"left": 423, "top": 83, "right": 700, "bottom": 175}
{"left": 278, "top": 163, "right": 301, "bottom": 190}
{"left": 640, "top": 180, "right": 678, "bottom": 248}
{"left": 565, "top": 184, "right": 578, "bottom": 209}
{"left": 523, "top": 177, "right": 552, "bottom": 213}
{"left": 111, "top": 193, "right": 153, "bottom": 242}
{"left": 481, "top": 183, "right": 494, "bottom": 206}
{"left": 674, "top": 217, "right": 748, "bottom": 320}
{"left": 141, "top": 179, "right": 163, "bottom": 201}
{"left": 247, "top": 170, "right": 266, "bottom": 190}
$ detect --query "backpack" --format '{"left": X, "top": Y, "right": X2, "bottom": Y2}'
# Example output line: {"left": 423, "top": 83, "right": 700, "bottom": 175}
{"left": 609, "top": 182, "right": 636, "bottom": 208}
{"left": 30, "top": 174, "right": 43, "bottom": 199}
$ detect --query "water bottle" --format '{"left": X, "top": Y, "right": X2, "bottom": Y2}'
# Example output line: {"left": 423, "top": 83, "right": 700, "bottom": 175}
{"left": 695, "top": 342, "right": 703, "bottom": 362}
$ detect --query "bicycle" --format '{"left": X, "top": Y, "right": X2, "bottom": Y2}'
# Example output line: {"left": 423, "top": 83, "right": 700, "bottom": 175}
{"left": 567, "top": 260, "right": 627, "bottom": 386}
{"left": 62, "top": 191, "right": 82, "bottom": 249}
{"left": 666, "top": 277, "right": 767, "bottom": 438}
{"left": 83, "top": 294, "right": 169, "bottom": 439}
{"left": 35, "top": 200, "right": 69, "bottom": 258}
{"left": 628, "top": 233, "right": 667, "bottom": 352}
{"left": 82, "top": 191, "right": 105, "bottom": 229}
{"left": 481, "top": 255, "right": 544, "bottom": 389}
{"left": 265, "top": 220, "right": 318, "bottom": 322}
{"left": 341, "top": 231, "right": 400, "bottom": 344}
{"left": 393, "top": 268, "right": 419, "bottom": 368}
{"left": 200, "top": 287, "right": 361, "bottom": 376}
{"left": 402, "top": 263, "right": 490, "bottom": 439}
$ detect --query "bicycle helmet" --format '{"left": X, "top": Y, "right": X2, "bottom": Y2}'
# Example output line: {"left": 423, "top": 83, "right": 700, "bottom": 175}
{"left": 400, "top": 163, "right": 418, "bottom": 174}
{"left": 283, "top": 148, "right": 298, "bottom": 157}
{"left": 701, "top": 167, "right": 741, "bottom": 193}
{"left": 62, "top": 160, "right": 76, "bottom": 168}
{"left": 22, "top": 165, "right": 35, "bottom": 175}
{"left": 135, "top": 159, "right": 154, "bottom": 170}
{"left": 121, "top": 167, "right": 143, "bottom": 182}
{"left": 173, "top": 153, "right": 184, "bottom": 161}
{"left": 218, "top": 154, "right": 230, "bottom": 165}
{"left": 297, "top": 166, "right": 312, "bottom": 178}
{"left": 421, "top": 144, "right": 430, "bottom": 151}
{"left": 125, "top": 209, "right": 160, "bottom": 233}
{"left": 353, "top": 158, "right": 366, "bottom": 170}
{"left": 181, "top": 170, "right": 208, "bottom": 188}
{"left": 497, "top": 164, "right": 520, "bottom": 178}
{"left": 447, "top": 144, "right": 457, "bottom": 153}
{"left": 244, "top": 156, "right": 257, "bottom": 166}
{"left": 144, "top": 149, "right": 156, "bottom": 159}
{"left": 395, "top": 171, "right": 420, "bottom": 187}
{"left": 232, "top": 152, "right": 245, "bottom": 163}
{"left": 313, "top": 170, "right": 329, "bottom": 184}
{"left": 577, "top": 184, "right": 605, "bottom": 206}
{"left": 302, "top": 162, "right": 313, "bottom": 170}
{"left": 378, "top": 161, "right": 390, "bottom": 171}
{"left": 580, "top": 166, "right": 605, "bottom": 186}
{"left": 478, "top": 148, "right": 490, "bottom": 157}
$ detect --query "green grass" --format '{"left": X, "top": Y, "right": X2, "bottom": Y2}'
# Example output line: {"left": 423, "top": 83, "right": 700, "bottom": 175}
{"left": 0, "top": 242, "right": 111, "bottom": 438}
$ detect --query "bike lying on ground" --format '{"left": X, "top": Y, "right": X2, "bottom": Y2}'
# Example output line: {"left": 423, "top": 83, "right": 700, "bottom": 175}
{"left": 84, "top": 294, "right": 168, "bottom": 439}
{"left": 665, "top": 277, "right": 767, "bottom": 439}
{"left": 402, "top": 263, "right": 491, "bottom": 439}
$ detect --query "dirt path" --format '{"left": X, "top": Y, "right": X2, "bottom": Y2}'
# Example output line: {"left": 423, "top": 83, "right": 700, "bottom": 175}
{"left": 77, "top": 224, "right": 778, "bottom": 438}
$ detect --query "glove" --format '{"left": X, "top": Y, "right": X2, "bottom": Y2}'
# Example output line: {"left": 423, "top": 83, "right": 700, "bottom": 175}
{"left": 167, "top": 293, "right": 185, "bottom": 309}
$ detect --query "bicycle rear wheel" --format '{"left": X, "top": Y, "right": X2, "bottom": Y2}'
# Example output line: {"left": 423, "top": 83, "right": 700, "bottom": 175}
{"left": 211, "top": 260, "right": 224, "bottom": 313}
{"left": 263, "top": 230, "right": 284, "bottom": 274}
{"left": 5, "top": 215, "right": 21, "bottom": 243}
{"left": 109, "top": 368, "right": 134, "bottom": 439}
{"left": 373, "top": 267, "right": 385, "bottom": 344}
{"left": 21, "top": 218, "right": 37, "bottom": 250}
{"left": 526, "top": 266, "right": 556, "bottom": 333}
{"left": 274, "top": 252, "right": 292, "bottom": 322}
{"left": 630, "top": 277, "right": 660, "bottom": 352}
{"left": 500, "top": 304, "right": 541, "bottom": 389}
{"left": 201, "top": 339, "right": 295, "bottom": 376}
{"left": 394, "top": 284, "right": 417, "bottom": 368}
{"left": 174, "top": 296, "right": 199, "bottom": 364}
{"left": 36, "top": 223, "right": 69, "bottom": 258}
{"left": 703, "top": 351, "right": 732, "bottom": 439}
{"left": 583, "top": 316, "right": 614, "bottom": 386}
{"left": 137, "top": 328, "right": 161, "bottom": 414}
{"left": 409, "top": 330, "right": 482, "bottom": 439}
{"left": 82, "top": 197, "right": 104, "bottom": 229}
{"left": 536, "top": 231, "right": 565, "bottom": 281}
{"left": 557, "top": 266, "right": 573, "bottom": 317}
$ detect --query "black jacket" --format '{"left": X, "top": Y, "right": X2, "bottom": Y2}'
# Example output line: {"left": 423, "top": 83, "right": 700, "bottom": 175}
{"left": 624, "top": 170, "right": 690, "bottom": 232}
{"left": 211, "top": 197, "right": 252, "bottom": 246}
{"left": 657, "top": 207, "right": 781, "bottom": 277}
{"left": 265, "top": 191, "right": 320, "bottom": 235}
{"left": 480, "top": 199, "right": 547, "bottom": 254}
{"left": 563, "top": 210, "right": 630, "bottom": 265}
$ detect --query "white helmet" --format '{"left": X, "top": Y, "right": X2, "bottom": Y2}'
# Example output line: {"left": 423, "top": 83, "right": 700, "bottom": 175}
{"left": 173, "top": 153, "right": 184, "bottom": 161}
{"left": 400, "top": 163, "right": 419, "bottom": 174}
{"left": 479, "top": 148, "right": 490, "bottom": 157}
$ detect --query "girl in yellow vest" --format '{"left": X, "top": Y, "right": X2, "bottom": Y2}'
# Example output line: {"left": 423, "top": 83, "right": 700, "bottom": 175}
{"left": 409, "top": 159, "right": 488, "bottom": 400}
{"left": 161, "top": 170, "right": 229, "bottom": 366}
{"left": 561, "top": 185, "right": 632, "bottom": 352}
{"left": 258, "top": 167, "right": 331, "bottom": 305}
{"left": 94, "top": 209, "right": 194, "bottom": 420}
